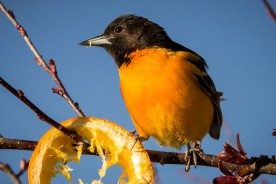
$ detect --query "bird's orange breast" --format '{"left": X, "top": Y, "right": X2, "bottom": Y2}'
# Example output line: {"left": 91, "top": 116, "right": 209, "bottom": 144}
{"left": 119, "top": 48, "right": 214, "bottom": 149}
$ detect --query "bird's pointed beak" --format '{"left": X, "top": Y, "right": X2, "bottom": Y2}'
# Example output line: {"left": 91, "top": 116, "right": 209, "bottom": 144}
{"left": 79, "top": 35, "right": 111, "bottom": 47}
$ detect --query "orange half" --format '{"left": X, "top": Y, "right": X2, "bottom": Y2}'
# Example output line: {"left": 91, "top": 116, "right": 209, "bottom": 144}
{"left": 28, "top": 117, "right": 153, "bottom": 184}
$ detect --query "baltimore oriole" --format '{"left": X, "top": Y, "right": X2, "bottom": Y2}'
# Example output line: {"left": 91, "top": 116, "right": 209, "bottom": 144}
{"left": 80, "top": 14, "right": 223, "bottom": 169}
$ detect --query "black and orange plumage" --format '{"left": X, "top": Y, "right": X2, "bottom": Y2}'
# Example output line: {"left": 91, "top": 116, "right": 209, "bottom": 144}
{"left": 80, "top": 14, "right": 222, "bottom": 158}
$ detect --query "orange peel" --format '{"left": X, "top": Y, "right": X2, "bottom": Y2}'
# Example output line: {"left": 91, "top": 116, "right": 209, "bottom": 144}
{"left": 28, "top": 117, "right": 153, "bottom": 184}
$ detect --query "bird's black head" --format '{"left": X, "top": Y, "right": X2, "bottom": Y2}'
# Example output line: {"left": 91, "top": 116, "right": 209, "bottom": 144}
{"left": 80, "top": 14, "right": 174, "bottom": 67}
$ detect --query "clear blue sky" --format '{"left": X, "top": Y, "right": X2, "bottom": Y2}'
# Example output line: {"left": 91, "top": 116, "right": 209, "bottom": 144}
{"left": 1, "top": 1, "right": 276, "bottom": 183}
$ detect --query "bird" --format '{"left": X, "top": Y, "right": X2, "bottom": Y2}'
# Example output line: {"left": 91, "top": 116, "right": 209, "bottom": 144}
{"left": 80, "top": 14, "right": 223, "bottom": 170}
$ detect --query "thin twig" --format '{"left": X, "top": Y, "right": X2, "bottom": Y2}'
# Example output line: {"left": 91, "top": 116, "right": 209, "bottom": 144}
{"left": 0, "top": 162, "right": 21, "bottom": 184}
{"left": 222, "top": 121, "right": 236, "bottom": 145}
{"left": 17, "top": 159, "right": 29, "bottom": 178}
{"left": 262, "top": 0, "right": 276, "bottom": 21}
{"left": 0, "top": 77, "right": 80, "bottom": 140}
{"left": 0, "top": 1, "right": 85, "bottom": 117}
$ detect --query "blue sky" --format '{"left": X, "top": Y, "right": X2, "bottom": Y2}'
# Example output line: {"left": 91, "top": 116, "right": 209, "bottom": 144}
{"left": 0, "top": 1, "right": 276, "bottom": 183}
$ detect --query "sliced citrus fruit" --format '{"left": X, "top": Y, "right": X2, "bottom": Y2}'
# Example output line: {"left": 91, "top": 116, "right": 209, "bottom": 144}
{"left": 28, "top": 117, "right": 153, "bottom": 184}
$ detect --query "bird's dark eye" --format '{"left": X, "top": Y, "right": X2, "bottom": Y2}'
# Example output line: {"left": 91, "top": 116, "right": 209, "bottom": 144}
{"left": 114, "top": 26, "right": 123, "bottom": 33}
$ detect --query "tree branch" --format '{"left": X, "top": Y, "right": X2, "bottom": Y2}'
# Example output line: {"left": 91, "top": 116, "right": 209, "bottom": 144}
{"left": 0, "top": 137, "right": 275, "bottom": 177}
{"left": 0, "top": 162, "right": 21, "bottom": 184}
{"left": 0, "top": 159, "right": 28, "bottom": 184}
{"left": 262, "top": 0, "right": 276, "bottom": 21}
{"left": 0, "top": 1, "right": 85, "bottom": 117}
{"left": 0, "top": 77, "right": 81, "bottom": 141}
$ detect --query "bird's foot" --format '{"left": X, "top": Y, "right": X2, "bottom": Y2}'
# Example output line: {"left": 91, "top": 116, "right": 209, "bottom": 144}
{"left": 184, "top": 141, "right": 202, "bottom": 172}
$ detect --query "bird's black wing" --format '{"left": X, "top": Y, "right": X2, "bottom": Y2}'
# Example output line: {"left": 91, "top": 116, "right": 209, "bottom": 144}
{"left": 196, "top": 72, "right": 223, "bottom": 140}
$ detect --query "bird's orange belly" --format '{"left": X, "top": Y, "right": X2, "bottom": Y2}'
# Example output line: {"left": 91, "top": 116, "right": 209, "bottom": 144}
{"left": 119, "top": 49, "right": 214, "bottom": 149}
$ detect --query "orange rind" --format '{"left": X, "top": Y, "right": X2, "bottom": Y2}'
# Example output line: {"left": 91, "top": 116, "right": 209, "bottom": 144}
{"left": 28, "top": 117, "right": 153, "bottom": 184}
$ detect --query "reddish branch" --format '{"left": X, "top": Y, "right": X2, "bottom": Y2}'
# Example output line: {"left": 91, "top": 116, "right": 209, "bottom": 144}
{"left": 262, "top": 0, "right": 276, "bottom": 21}
{"left": 0, "top": 162, "right": 21, "bottom": 184}
{"left": 214, "top": 134, "right": 276, "bottom": 183}
{"left": 0, "top": 2, "right": 85, "bottom": 117}
{"left": 0, "top": 160, "right": 28, "bottom": 184}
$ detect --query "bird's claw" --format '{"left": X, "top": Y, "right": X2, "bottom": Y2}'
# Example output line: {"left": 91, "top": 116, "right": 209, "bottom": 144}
{"left": 184, "top": 141, "right": 202, "bottom": 172}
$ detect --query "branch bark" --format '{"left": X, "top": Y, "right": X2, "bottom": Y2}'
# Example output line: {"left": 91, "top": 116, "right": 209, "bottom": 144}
{"left": 0, "top": 137, "right": 275, "bottom": 176}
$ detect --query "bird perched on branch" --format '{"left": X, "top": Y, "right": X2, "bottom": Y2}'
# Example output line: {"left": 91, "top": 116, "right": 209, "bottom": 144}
{"left": 80, "top": 14, "right": 223, "bottom": 170}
